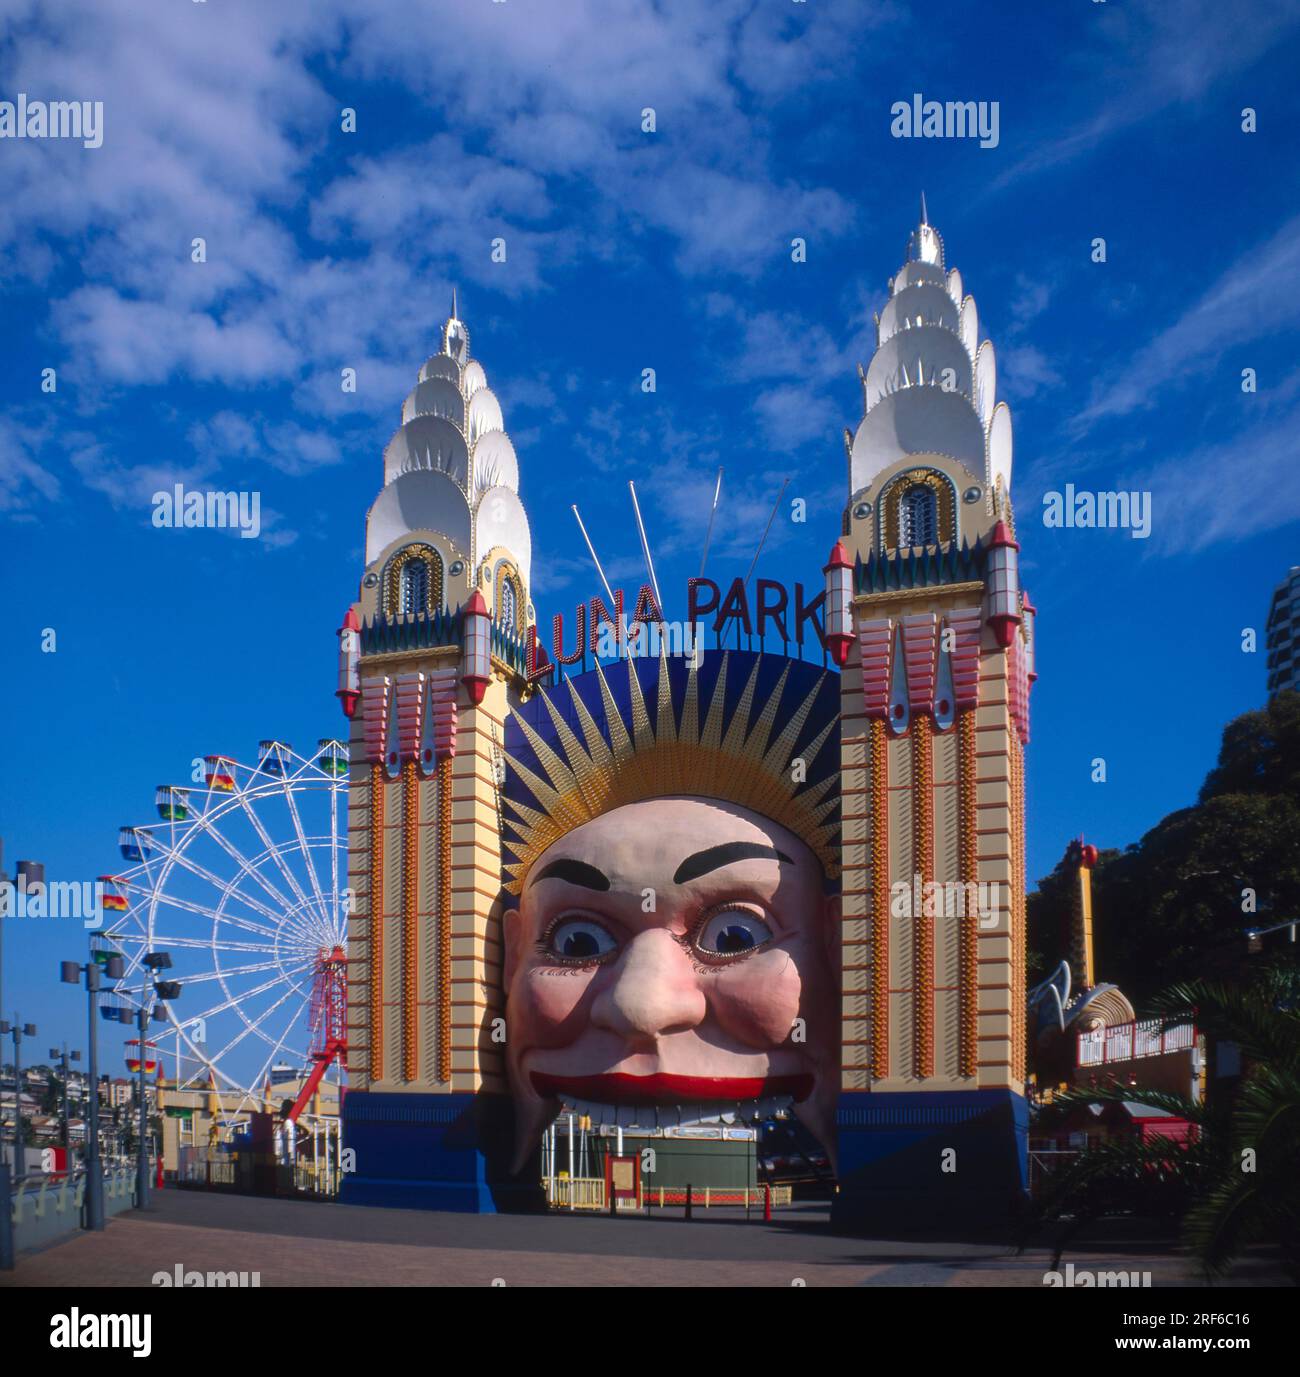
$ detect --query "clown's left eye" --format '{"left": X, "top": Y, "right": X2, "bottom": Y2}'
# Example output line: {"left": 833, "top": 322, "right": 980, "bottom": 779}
{"left": 694, "top": 909, "right": 773, "bottom": 957}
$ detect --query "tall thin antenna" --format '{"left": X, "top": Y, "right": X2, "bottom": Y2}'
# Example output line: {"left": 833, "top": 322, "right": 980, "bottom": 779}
{"left": 697, "top": 467, "right": 724, "bottom": 579}
{"left": 571, "top": 505, "right": 616, "bottom": 605}
{"left": 627, "top": 481, "right": 662, "bottom": 611}
{"left": 744, "top": 477, "right": 789, "bottom": 587}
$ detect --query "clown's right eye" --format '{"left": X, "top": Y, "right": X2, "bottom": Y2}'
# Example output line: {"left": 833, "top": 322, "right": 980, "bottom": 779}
{"left": 547, "top": 918, "right": 619, "bottom": 961}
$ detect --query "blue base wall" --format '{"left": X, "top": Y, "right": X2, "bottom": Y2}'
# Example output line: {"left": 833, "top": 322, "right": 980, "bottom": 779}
{"left": 339, "top": 1091, "right": 545, "bottom": 1214}
{"left": 832, "top": 1088, "right": 1029, "bottom": 1234}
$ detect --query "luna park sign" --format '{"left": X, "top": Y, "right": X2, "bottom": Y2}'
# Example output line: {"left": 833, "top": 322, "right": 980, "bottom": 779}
{"left": 533, "top": 576, "right": 827, "bottom": 674}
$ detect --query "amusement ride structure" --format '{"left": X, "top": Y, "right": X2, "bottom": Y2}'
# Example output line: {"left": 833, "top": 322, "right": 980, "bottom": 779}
{"left": 97, "top": 740, "right": 349, "bottom": 1128}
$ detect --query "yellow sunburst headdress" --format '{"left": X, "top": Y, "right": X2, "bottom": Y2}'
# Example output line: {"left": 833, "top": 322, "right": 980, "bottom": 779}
{"left": 501, "top": 649, "right": 840, "bottom": 893}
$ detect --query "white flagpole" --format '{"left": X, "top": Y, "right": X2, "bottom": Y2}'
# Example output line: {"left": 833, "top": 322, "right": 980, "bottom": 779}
{"left": 627, "top": 480, "right": 662, "bottom": 611}
{"left": 745, "top": 477, "right": 789, "bottom": 586}
{"left": 571, "top": 504, "right": 617, "bottom": 605}
{"left": 698, "top": 467, "right": 723, "bottom": 578}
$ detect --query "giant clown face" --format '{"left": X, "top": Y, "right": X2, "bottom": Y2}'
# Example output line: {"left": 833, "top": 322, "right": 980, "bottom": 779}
{"left": 503, "top": 794, "right": 839, "bottom": 1172}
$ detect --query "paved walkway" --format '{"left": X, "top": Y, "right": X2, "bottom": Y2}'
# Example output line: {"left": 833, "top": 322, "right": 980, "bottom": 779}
{"left": 1, "top": 1190, "right": 1280, "bottom": 1287}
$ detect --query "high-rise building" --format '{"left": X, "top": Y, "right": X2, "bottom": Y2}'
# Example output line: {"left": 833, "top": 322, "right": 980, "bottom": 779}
{"left": 830, "top": 199, "right": 1036, "bottom": 1227}
{"left": 1266, "top": 566, "right": 1300, "bottom": 698}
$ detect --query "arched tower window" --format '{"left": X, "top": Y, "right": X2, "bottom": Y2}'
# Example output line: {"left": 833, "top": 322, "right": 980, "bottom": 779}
{"left": 900, "top": 484, "right": 938, "bottom": 548}
{"left": 881, "top": 469, "right": 956, "bottom": 551}
{"left": 400, "top": 560, "right": 428, "bottom": 615}
{"left": 494, "top": 562, "right": 524, "bottom": 635}
{"left": 384, "top": 543, "right": 444, "bottom": 618}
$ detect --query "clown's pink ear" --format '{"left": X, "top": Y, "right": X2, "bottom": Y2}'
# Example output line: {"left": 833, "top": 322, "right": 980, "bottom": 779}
{"left": 502, "top": 906, "right": 525, "bottom": 989}
{"left": 822, "top": 894, "right": 842, "bottom": 972}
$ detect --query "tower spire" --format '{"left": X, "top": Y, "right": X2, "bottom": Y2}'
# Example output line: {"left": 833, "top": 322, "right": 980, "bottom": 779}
{"left": 919, "top": 190, "right": 928, "bottom": 226}
{"left": 451, "top": 284, "right": 459, "bottom": 321}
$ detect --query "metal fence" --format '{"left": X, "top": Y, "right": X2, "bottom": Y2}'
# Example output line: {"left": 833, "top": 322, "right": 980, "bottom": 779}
{"left": 9, "top": 1167, "right": 136, "bottom": 1255}
{"left": 544, "top": 1177, "right": 794, "bottom": 1212}
{"left": 1028, "top": 1149, "right": 1081, "bottom": 1196}
{"left": 175, "top": 1145, "right": 340, "bottom": 1197}
{"left": 1077, "top": 1019, "right": 1196, "bottom": 1067}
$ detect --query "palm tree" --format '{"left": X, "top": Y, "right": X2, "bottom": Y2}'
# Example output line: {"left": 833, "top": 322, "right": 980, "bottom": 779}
{"left": 1030, "top": 969, "right": 1300, "bottom": 1281}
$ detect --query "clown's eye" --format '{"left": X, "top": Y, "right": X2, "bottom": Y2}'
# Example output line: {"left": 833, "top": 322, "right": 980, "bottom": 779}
{"left": 695, "top": 909, "right": 773, "bottom": 957}
{"left": 547, "top": 918, "right": 618, "bottom": 961}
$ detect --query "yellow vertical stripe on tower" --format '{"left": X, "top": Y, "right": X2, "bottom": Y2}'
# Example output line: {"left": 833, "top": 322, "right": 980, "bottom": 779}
{"left": 869, "top": 716, "right": 890, "bottom": 1081}
{"left": 912, "top": 718, "right": 934, "bottom": 1080}
{"left": 402, "top": 757, "right": 419, "bottom": 1082}
{"left": 958, "top": 709, "right": 979, "bottom": 1078}
{"left": 368, "top": 765, "right": 385, "bottom": 1083}
{"left": 1011, "top": 736, "right": 1027, "bottom": 1087}
{"left": 437, "top": 754, "right": 453, "bottom": 1083}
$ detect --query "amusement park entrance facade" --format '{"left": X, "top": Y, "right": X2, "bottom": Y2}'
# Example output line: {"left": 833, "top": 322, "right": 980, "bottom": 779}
{"left": 333, "top": 205, "right": 1035, "bottom": 1231}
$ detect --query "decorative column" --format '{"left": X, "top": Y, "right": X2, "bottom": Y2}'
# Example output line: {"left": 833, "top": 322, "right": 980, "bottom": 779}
{"left": 869, "top": 716, "right": 890, "bottom": 1081}
{"left": 437, "top": 754, "right": 453, "bottom": 1084}
{"left": 401, "top": 758, "right": 420, "bottom": 1082}
{"left": 957, "top": 709, "right": 979, "bottom": 1078}
{"left": 911, "top": 717, "right": 934, "bottom": 1080}
{"left": 367, "top": 763, "right": 385, "bottom": 1084}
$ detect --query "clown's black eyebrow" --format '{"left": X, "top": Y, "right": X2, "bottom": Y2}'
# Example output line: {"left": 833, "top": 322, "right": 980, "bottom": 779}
{"left": 673, "top": 842, "right": 792, "bottom": 885}
{"left": 531, "top": 858, "right": 610, "bottom": 891}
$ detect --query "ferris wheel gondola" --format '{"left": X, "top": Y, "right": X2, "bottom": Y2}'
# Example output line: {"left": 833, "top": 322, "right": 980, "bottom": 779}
{"left": 101, "top": 741, "right": 349, "bottom": 1126}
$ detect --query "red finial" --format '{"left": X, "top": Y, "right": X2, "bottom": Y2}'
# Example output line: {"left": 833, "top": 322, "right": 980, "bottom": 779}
{"left": 823, "top": 538, "right": 852, "bottom": 571}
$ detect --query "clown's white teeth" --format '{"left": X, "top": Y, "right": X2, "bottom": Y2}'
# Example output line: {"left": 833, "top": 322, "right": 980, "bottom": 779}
{"left": 557, "top": 1092, "right": 796, "bottom": 1131}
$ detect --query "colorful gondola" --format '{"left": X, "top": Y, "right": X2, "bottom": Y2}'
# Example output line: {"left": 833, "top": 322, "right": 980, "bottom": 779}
{"left": 204, "top": 755, "right": 236, "bottom": 791}
{"left": 155, "top": 785, "right": 190, "bottom": 821}
{"left": 125, "top": 1039, "right": 159, "bottom": 1075}
{"left": 316, "top": 738, "right": 349, "bottom": 777}
{"left": 257, "top": 740, "right": 292, "bottom": 777}
{"left": 118, "top": 826, "right": 155, "bottom": 861}
{"left": 97, "top": 875, "right": 129, "bottom": 913}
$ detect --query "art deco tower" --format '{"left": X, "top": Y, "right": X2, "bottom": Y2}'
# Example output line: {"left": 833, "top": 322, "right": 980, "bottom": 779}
{"left": 337, "top": 303, "right": 539, "bottom": 1210}
{"left": 829, "top": 201, "right": 1036, "bottom": 1227}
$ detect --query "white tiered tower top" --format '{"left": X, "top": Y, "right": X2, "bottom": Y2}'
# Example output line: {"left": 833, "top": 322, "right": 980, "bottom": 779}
{"left": 848, "top": 197, "right": 1013, "bottom": 518}
{"left": 362, "top": 296, "right": 532, "bottom": 623}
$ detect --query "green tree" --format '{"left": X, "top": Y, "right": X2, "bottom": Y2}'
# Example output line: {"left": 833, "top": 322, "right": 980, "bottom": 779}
{"left": 1028, "top": 693, "right": 1300, "bottom": 1001}
{"left": 42, "top": 1073, "right": 64, "bottom": 1115}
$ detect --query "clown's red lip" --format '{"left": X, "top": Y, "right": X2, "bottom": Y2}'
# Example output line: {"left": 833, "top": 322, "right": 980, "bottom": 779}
{"left": 529, "top": 1071, "right": 813, "bottom": 1104}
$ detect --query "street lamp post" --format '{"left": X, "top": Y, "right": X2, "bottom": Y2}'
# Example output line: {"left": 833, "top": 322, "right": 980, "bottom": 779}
{"left": 50, "top": 1045, "right": 81, "bottom": 1170}
{"left": 131, "top": 952, "right": 179, "bottom": 1210}
{"left": 0, "top": 1019, "right": 37, "bottom": 1182}
{"left": 61, "top": 945, "right": 124, "bottom": 1231}
{"left": 2, "top": 848, "right": 45, "bottom": 1268}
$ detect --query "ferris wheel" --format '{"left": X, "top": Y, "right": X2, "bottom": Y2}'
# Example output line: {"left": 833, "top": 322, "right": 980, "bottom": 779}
{"left": 98, "top": 740, "right": 349, "bottom": 1124}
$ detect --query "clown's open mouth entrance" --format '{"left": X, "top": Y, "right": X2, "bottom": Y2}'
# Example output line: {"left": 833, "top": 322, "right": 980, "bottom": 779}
{"left": 530, "top": 1071, "right": 813, "bottom": 1129}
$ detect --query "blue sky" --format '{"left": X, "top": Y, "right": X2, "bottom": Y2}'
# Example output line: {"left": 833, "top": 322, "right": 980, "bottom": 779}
{"left": 2, "top": 0, "right": 1299, "bottom": 1070}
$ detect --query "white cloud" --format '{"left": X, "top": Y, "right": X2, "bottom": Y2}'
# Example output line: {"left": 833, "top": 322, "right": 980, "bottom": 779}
{"left": 0, "top": 418, "right": 61, "bottom": 514}
{"left": 991, "top": 0, "right": 1300, "bottom": 189}
{"left": 1133, "top": 400, "right": 1300, "bottom": 553}
{"left": 1074, "top": 215, "right": 1300, "bottom": 429}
